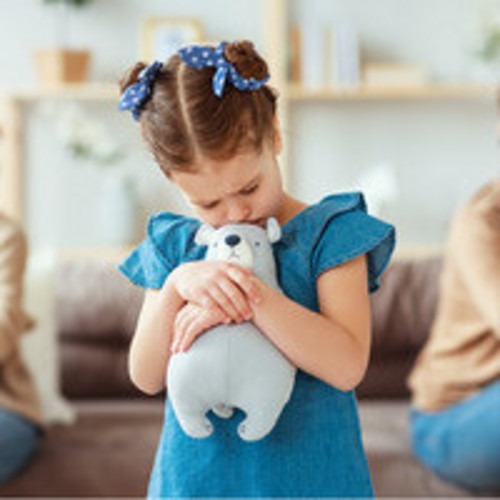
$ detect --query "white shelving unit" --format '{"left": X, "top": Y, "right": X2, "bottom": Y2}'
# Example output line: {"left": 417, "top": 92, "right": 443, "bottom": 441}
{"left": 0, "top": 1, "right": 494, "bottom": 259}
{"left": 263, "top": 0, "right": 496, "bottom": 188}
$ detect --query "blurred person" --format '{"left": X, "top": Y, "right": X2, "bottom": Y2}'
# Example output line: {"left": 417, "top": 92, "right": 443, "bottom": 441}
{"left": 0, "top": 211, "right": 43, "bottom": 485}
{"left": 408, "top": 178, "right": 500, "bottom": 494}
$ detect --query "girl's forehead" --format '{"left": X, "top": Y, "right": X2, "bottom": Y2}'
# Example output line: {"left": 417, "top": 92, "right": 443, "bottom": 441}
{"left": 171, "top": 151, "right": 266, "bottom": 198}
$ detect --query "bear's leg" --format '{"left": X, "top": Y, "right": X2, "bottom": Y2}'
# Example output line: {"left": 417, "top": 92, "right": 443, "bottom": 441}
{"left": 212, "top": 403, "right": 234, "bottom": 419}
{"left": 237, "top": 401, "right": 284, "bottom": 442}
{"left": 171, "top": 398, "right": 214, "bottom": 439}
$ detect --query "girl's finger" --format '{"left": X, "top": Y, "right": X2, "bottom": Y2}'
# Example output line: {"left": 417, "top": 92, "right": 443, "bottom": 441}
{"left": 207, "top": 284, "right": 242, "bottom": 322}
{"left": 179, "top": 309, "right": 214, "bottom": 352}
{"left": 178, "top": 319, "right": 202, "bottom": 352}
{"left": 225, "top": 266, "right": 262, "bottom": 304}
{"left": 172, "top": 306, "right": 198, "bottom": 353}
{"left": 174, "top": 305, "right": 192, "bottom": 333}
{"left": 217, "top": 276, "right": 253, "bottom": 321}
{"left": 172, "top": 313, "right": 186, "bottom": 352}
{"left": 201, "top": 292, "right": 217, "bottom": 310}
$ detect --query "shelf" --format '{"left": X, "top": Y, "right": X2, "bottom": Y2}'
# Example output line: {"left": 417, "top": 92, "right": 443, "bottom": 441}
{"left": 57, "top": 244, "right": 136, "bottom": 263}
{"left": 286, "top": 83, "right": 497, "bottom": 101}
{"left": 0, "top": 82, "right": 493, "bottom": 104}
{"left": 0, "top": 82, "right": 118, "bottom": 101}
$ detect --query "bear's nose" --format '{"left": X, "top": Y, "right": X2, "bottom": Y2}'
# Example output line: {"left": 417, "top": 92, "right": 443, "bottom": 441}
{"left": 225, "top": 234, "right": 241, "bottom": 247}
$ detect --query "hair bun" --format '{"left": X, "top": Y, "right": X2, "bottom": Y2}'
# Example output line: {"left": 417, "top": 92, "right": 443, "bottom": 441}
{"left": 119, "top": 62, "right": 148, "bottom": 95}
{"left": 224, "top": 40, "right": 269, "bottom": 80}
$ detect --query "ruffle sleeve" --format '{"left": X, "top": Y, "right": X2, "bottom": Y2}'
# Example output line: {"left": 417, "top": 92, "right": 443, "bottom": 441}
{"left": 118, "top": 212, "right": 201, "bottom": 289}
{"left": 311, "top": 193, "right": 396, "bottom": 293}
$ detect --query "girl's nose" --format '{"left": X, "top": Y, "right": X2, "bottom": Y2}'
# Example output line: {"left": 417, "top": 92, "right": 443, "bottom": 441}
{"left": 227, "top": 203, "right": 250, "bottom": 224}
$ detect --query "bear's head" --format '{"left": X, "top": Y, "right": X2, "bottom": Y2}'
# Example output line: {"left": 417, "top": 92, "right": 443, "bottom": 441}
{"left": 194, "top": 218, "right": 281, "bottom": 287}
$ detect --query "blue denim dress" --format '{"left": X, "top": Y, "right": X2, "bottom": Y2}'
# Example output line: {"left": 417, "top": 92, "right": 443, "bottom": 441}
{"left": 119, "top": 191, "right": 396, "bottom": 498}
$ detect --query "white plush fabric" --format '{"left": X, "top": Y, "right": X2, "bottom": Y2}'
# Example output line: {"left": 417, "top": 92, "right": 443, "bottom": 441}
{"left": 167, "top": 219, "right": 296, "bottom": 442}
{"left": 20, "top": 248, "right": 76, "bottom": 425}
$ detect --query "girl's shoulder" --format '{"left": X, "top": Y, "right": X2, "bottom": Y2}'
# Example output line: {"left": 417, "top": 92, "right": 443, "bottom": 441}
{"left": 281, "top": 191, "right": 396, "bottom": 293}
{"left": 147, "top": 211, "right": 201, "bottom": 255}
{"left": 118, "top": 212, "right": 203, "bottom": 289}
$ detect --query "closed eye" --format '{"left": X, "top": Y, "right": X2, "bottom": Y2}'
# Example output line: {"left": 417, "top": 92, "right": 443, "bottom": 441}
{"left": 201, "top": 201, "right": 219, "bottom": 210}
{"left": 241, "top": 183, "right": 259, "bottom": 195}
{"left": 199, "top": 183, "right": 258, "bottom": 209}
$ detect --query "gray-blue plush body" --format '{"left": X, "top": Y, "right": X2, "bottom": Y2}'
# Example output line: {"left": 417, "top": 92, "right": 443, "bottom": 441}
{"left": 167, "top": 218, "right": 297, "bottom": 441}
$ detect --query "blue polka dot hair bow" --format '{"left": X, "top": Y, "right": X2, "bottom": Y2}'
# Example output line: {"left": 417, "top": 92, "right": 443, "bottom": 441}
{"left": 118, "top": 61, "right": 163, "bottom": 121}
{"left": 178, "top": 41, "right": 270, "bottom": 98}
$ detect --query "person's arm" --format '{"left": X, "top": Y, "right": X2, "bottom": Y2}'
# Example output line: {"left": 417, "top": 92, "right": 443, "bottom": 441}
{"left": 0, "top": 218, "right": 31, "bottom": 364}
{"left": 453, "top": 207, "right": 500, "bottom": 338}
{"left": 249, "top": 254, "right": 371, "bottom": 392}
{"left": 128, "top": 259, "right": 261, "bottom": 395}
{"left": 128, "top": 275, "right": 186, "bottom": 395}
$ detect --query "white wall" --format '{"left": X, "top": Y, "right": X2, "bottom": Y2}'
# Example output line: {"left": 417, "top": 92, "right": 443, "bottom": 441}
{"left": 1, "top": 0, "right": 499, "bottom": 247}
{"left": 288, "top": 0, "right": 500, "bottom": 243}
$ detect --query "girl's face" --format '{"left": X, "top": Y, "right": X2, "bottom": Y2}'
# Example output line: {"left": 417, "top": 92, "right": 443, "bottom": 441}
{"left": 169, "top": 130, "right": 284, "bottom": 229}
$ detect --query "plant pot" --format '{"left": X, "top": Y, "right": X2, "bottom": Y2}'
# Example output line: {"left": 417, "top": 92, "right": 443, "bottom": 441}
{"left": 34, "top": 49, "right": 91, "bottom": 85}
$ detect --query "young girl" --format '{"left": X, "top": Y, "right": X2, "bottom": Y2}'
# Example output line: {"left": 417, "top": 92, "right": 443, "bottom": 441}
{"left": 118, "top": 39, "right": 396, "bottom": 498}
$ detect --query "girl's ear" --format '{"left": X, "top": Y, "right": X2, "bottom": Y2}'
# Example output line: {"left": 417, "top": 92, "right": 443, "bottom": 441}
{"left": 194, "top": 223, "right": 216, "bottom": 246}
{"left": 266, "top": 217, "right": 281, "bottom": 243}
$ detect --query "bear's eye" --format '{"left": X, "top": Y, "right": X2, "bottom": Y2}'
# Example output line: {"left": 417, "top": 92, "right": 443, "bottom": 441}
{"left": 255, "top": 241, "right": 261, "bottom": 247}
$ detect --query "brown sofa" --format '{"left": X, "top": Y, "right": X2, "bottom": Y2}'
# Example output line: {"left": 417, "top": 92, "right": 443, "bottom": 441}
{"left": 0, "top": 256, "right": 474, "bottom": 497}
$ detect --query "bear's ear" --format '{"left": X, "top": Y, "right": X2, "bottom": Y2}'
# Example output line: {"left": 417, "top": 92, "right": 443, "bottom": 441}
{"left": 266, "top": 217, "right": 281, "bottom": 243}
{"left": 194, "top": 223, "right": 216, "bottom": 246}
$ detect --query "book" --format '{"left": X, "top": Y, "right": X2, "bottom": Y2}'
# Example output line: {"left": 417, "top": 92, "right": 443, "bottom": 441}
{"left": 294, "top": 21, "right": 361, "bottom": 89}
{"left": 326, "top": 22, "right": 360, "bottom": 87}
{"left": 301, "top": 21, "right": 325, "bottom": 88}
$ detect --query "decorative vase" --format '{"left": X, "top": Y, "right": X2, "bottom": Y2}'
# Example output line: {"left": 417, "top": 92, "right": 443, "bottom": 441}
{"left": 99, "top": 171, "right": 137, "bottom": 246}
{"left": 33, "top": 49, "right": 91, "bottom": 85}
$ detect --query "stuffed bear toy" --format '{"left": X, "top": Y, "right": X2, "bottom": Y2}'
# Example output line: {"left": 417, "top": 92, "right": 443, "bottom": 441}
{"left": 167, "top": 218, "right": 297, "bottom": 442}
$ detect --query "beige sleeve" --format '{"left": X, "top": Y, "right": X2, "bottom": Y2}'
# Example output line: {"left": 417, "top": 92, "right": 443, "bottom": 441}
{"left": 0, "top": 215, "right": 34, "bottom": 363}
{"left": 452, "top": 205, "right": 500, "bottom": 339}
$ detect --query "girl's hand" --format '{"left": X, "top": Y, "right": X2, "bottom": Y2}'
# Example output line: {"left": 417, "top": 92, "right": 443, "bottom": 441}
{"left": 171, "top": 302, "right": 231, "bottom": 353}
{"left": 170, "top": 261, "right": 262, "bottom": 323}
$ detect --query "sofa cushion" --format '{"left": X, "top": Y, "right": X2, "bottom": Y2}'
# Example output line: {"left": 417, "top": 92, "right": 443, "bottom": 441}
{"left": 356, "top": 256, "right": 443, "bottom": 399}
{"left": 0, "top": 401, "right": 163, "bottom": 497}
{"left": 370, "top": 256, "right": 442, "bottom": 354}
{"left": 56, "top": 261, "right": 143, "bottom": 343}
{"left": 358, "top": 401, "right": 469, "bottom": 497}
{"left": 56, "top": 257, "right": 443, "bottom": 400}
{"left": 0, "top": 400, "right": 471, "bottom": 498}
{"left": 56, "top": 261, "right": 147, "bottom": 398}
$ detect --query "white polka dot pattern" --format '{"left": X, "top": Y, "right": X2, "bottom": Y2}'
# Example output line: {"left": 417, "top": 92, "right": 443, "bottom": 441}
{"left": 178, "top": 41, "right": 270, "bottom": 98}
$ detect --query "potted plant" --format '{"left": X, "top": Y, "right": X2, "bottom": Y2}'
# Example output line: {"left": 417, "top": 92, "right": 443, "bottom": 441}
{"left": 34, "top": 0, "right": 93, "bottom": 85}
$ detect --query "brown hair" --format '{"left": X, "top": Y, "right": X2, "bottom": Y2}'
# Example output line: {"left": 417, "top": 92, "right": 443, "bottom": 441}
{"left": 119, "top": 40, "right": 279, "bottom": 176}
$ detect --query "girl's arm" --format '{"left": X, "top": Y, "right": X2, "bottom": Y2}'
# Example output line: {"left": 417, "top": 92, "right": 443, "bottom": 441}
{"left": 128, "top": 260, "right": 261, "bottom": 395}
{"left": 128, "top": 275, "right": 186, "bottom": 395}
{"left": 250, "top": 254, "right": 371, "bottom": 392}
